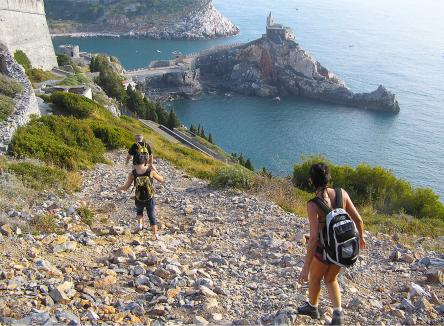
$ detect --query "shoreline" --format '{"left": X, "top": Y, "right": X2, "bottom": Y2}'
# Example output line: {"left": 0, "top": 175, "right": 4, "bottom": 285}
{"left": 51, "top": 32, "right": 121, "bottom": 38}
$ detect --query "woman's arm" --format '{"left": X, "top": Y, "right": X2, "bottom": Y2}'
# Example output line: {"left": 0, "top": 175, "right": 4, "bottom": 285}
{"left": 116, "top": 172, "right": 134, "bottom": 191}
{"left": 151, "top": 170, "right": 164, "bottom": 183}
{"left": 298, "top": 202, "right": 319, "bottom": 283}
{"left": 343, "top": 190, "right": 366, "bottom": 249}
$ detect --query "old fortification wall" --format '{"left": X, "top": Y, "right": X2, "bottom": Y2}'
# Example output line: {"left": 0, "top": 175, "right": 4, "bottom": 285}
{"left": 0, "top": 45, "right": 40, "bottom": 153}
{"left": 0, "top": 0, "right": 57, "bottom": 70}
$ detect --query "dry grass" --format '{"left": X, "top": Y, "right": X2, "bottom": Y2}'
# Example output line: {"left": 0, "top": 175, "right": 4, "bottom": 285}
{"left": 29, "top": 214, "right": 59, "bottom": 234}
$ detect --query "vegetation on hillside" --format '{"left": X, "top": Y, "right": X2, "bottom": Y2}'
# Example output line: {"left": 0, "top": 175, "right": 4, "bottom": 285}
{"left": 46, "top": 0, "right": 207, "bottom": 24}
{"left": 13, "top": 50, "right": 60, "bottom": 84}
{"left": 57, "top": 74, "right": 90, "bottom": 86}
{"left": 293, "top": 155, "right": 444, "bottom": 221}
{"left": 0, "top": 73, "right": 23, "bottom": 121}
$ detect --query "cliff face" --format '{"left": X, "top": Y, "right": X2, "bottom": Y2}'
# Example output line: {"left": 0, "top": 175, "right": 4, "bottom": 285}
{"left": 0, "top": 0, "right": 57, "bottom": 70}
{"left": 47, "top": 0, "right": 239, "bottom": 40}
{"left": 197, "top": 37, "right": 400, "bottom": 112}
{"left": 0, "top": 46, "right": 40, "bottom": 152}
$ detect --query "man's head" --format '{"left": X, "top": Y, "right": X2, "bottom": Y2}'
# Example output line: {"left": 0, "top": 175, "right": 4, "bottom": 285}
{"left": 135, "top": 134, "right": 143, "bottom": 142}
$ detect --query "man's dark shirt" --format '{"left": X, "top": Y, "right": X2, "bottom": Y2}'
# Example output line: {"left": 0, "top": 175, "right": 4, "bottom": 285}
{"left": 128, "top": 142, "right": 152, "bottom": 165}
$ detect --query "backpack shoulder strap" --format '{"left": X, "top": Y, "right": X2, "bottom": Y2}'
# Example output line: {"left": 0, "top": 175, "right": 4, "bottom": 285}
{"left": 335, "top": 188, "right": 343, "bottom": 209}
{"left": 309, "top": 197, "right": 332, "bottom": 215}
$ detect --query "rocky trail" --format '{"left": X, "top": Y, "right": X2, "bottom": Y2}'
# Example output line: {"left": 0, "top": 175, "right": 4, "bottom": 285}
{"left": 0, "top": 151, "right": 443, "bottom": 325}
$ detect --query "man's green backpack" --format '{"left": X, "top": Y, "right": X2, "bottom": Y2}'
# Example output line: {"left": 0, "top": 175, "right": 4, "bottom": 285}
{"left": 136, "top": 142, "right": 150, "bottom": 155}
{"left": 132, "top": 169, "right": 154, "bottom": 202}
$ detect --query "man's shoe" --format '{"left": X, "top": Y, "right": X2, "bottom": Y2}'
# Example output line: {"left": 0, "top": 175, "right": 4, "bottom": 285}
{"left": 297, "top": 302, "right": 320, "bottom": 319}
{"left": 330, "top": 310, "right": 344, "bottom": 326}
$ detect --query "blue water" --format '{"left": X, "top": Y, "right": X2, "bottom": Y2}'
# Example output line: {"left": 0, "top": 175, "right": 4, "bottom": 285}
{"left": 52, "top": 0, "right": 444, "bottom": 197}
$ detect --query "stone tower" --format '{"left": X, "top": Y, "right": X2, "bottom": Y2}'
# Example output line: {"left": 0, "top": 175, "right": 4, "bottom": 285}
{"left": 0, "top": 0, "right": 57, "bottom": 70}
{"left": 267, "top": 12, "right": 274, "bottom": 27}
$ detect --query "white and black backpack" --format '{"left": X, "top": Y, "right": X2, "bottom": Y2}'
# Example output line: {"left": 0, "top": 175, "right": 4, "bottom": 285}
{"left": 311, "top": 188, "right": 360, "bottom": 267}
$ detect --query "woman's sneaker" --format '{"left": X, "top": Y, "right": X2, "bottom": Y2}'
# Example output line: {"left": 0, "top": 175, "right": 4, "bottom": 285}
{"left": 297, "top": 302, "right": 320, "bottom": 319}
{"left": 330, "top": 310, "right": 344, "bottom": 326}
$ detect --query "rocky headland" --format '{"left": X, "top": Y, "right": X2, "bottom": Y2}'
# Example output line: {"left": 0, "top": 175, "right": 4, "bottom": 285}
{"left": 48, "top": 0, "right": 239, "bottom": 40}
{"left": 196, "top": 37, "right": 400, "bottom": 112}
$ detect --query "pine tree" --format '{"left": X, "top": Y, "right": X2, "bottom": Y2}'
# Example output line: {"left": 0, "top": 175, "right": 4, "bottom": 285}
{"left": 245, "top": 159, "right": 254, "bottom": 171}
{"left": 238, "top": 154, "right": 246, "bottom": 166}
{"left": 208, "top": 133, "right": 213, "bottom": 144}
{"left": 167, "top": 109, "right": 180, "bottom": 130}
{"left": 200, "top": 127, "right": 205, "bottom": 138}
{"left": 155, "top": 102, "right": 169, "bottom": 125}
{"left": 197, "top": 124, "right": 201, "bottom": 136}
{"left": 190, "top": 124, "right": 197, "bottom": 134}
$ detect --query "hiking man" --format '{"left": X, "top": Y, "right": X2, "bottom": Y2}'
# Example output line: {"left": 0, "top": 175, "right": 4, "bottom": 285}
{"left": 126, "top": 134, "right": 154, "bottom": 168}
{"left": 117, "top": 153, "right": 164, "bottom": 239}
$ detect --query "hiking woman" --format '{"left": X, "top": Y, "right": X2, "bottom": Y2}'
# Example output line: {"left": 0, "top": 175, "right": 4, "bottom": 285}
{"left": 297, "top": 163, "right": 366, "bottom": 325}
{"left": 117, "top": 153, "right": 164, "bottom": 239}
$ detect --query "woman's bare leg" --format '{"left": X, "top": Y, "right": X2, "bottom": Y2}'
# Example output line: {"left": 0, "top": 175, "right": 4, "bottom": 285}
{"left": 324, "top": 264, "right": 342, "bottom": 308}
{"left": 308, "top": 258, "right": 329, "bottom": 305}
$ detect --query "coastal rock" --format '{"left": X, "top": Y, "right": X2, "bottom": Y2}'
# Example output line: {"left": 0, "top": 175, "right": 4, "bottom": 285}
{"left": 196, "top": 34, "right": 400, "bottom": 112}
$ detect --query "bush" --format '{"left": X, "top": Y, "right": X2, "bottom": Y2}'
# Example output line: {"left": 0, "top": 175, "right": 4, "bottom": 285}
{"left": 293, "top": 156, "right": 444, "bottom": 221}
{"left": 77, "top": 206, "right": 94, "bottom": 226}
{"left": 26, "top": 68, "right": 59, "bottom": 83}
{"left": 30, "top": 214, "right": 59, "bottom": 234}
{"left": 0, "top": 74, "right": 23, "bottom": 97}
{"left": 211, "top": 165, "right": 255, "bottom": 189}
{"left": 37, "top": 94, "right": 52, "bottom": 102}
{"left": 58, "top": 74, "right": 90, "bottom": 86}
{"left": 6, "top": 161, "right": 81, "bottom": 193}
{"left": 51, "top": 91, "right": 100, "bottom": 118}
{"left": 0, "top": 95, "right": 14, "bottom": 121}
{"left": 56, "top": 53, "right": 72, "bottom": 67}
{"left": 90, "top": 122, "right": 131, "bottom": 149}
{"left": 13, "top": 50, "right": 31, "bottom": 71}
{"left": 10, "top": 115, "right": 106, "bottom": 170}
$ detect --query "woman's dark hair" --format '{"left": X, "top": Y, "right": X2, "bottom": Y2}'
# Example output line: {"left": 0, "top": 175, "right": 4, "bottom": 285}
{"left": 134, "top": 153, "right": 148, "bottom": 166}
{"left": 309, "top": 163, "right": 330, "bottom": 188}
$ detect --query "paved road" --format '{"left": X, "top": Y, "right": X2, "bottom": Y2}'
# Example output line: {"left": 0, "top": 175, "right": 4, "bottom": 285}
{"left": 139, "top": 120, "right": 179, "bottom": 144}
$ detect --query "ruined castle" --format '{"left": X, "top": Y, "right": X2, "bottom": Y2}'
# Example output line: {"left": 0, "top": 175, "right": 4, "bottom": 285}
{"left": 0, "top": 0, "right": 57, "bottom": 70}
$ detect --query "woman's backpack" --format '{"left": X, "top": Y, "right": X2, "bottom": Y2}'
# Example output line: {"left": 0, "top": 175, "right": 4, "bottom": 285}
{"left": 133, "top": 169, "right": 154, "bottom": 202}
{"left": 311, "top": 188, "right": 360, "bottom": 267}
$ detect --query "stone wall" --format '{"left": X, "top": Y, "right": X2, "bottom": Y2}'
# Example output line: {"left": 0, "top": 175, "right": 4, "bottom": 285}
{"left": 0, "top": 46, "right": 40, "bottom": 153}
{"left": 0, "top": 0, "right": 57, "bottom": 70}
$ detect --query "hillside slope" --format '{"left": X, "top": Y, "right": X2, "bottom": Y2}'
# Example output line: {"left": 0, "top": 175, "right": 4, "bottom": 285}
{"left": 0, "top": 151, "right": 443, "bottom": 325}
{"left": 47, "top": 0, "right": 239, "bottom": 39}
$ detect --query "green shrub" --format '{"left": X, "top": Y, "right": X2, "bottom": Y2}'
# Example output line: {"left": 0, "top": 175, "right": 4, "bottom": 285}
{"left": 37, "top": 94, "right": 52, "bottom": 102}
{"left": 26, "top": 68, "right": 59, "bottom": 83}
{"left": 56, "top": 53, "right": 72, "bottom": 67}
{"left": 77, "top": 206, "right": 94, "bottom": 226}
{"left": 293, "top": 156, "right": 444, "bottom": 221}
{"left": 13, "top": 50, "right": 31, "bottom": 71}
{"left": 10, "top": 115, "right": 106, "bottom": 170}
{"left": 51, "top": 91, "right": 100, "bottom": 118}
{"left": 90, "top": 122, "right": 131, "bottom": 149}
{"left": 0, "top": 95, "right": 14, "bottom": 121}
{"left": 58, "top": 74, "right": 90, "bottom": 86}
{"left": 30, "top": 214, "right": 59, "bottom": 234}
{"left": 211, "top": 165, "right": 255, "bottom": 189}
{"left": 0, "top": 74, "right": 23, "bottom": 97}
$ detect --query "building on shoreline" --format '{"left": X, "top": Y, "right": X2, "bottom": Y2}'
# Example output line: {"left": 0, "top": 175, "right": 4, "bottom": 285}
{"left": 264, "top": 12, "right": 295, "bottom": 43}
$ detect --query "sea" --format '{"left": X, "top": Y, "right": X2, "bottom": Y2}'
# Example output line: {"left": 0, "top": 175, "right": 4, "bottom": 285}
{"left": 52, "top": 0, "right": 444, "bottom": 198}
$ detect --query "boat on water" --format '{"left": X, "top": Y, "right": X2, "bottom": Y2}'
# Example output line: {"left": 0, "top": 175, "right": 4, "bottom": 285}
{"left": 274, "top": 96, "right": 281, "bottom": 102}
{"left": 156, "top": 50, "right": 162, "bottom": 53}
{"left": 225, "top": 92, "right": 232, "bottom": 97}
